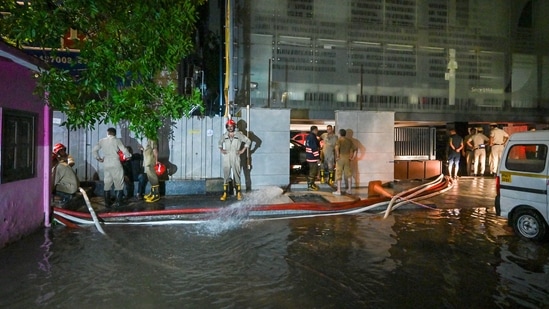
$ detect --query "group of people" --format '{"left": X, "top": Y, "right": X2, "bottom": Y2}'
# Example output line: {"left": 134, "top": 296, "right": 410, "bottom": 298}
{"left": 304, "top": 125, "right": 357, "bottom": 195}
{"left": 447, "top": 123, "right": 509, "bottom": 179}
{"left": 53, "top": 121, "right": 360, "bottom": 207}
{"left": 51, "top": 127, "right": 162, "bottom": 210}
{"left": 91, "top": 128, "right": 161, "bottom": 207}
{"left": 217, "top": 120, "right": 359, "bottom": 200}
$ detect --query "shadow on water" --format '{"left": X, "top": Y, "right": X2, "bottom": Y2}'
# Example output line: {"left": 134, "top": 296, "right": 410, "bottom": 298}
{"left": 0, "top": 191, "right": 548, "bottom": 308}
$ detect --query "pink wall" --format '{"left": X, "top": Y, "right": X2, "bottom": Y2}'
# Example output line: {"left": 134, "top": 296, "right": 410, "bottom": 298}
{"left": 0, "top": 61, "right": 51, "bottom": 248}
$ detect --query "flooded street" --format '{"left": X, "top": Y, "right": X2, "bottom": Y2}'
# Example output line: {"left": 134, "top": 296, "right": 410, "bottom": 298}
{"left": 1, "top": 203, "right": 548, "bottom": 308}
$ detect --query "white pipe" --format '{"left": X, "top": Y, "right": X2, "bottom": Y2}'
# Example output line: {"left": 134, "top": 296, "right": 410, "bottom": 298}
{"left": 55, "top": 178, "right": 452, "bottom": 228}
{"left": 384, "top": 174, "right": 444, "bottom": 219}
{"left": 79, "top": 187, "right": 106, "bottom": 235}
{"left": 389, "top": 177, "right": 455, "bottom": 213}
{"left": 384, "top": 175, "right": 455, "bottom": 218}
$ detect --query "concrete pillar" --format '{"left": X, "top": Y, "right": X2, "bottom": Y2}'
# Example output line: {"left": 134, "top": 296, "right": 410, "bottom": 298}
{"left": 335, "top": 111, "right": 395, "bottom": 187}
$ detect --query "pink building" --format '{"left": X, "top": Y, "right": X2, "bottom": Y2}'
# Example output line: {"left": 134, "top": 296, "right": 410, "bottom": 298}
{"left": 0, "top": 41, "right": 51, "bottom": 248}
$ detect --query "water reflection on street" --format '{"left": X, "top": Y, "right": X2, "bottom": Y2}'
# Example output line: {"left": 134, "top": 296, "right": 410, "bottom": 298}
{"left": 0, "top": 207, "right": 548, "bottom": 308}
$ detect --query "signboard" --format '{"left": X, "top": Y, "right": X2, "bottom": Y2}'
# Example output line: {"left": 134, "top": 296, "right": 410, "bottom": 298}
{"left": 22, "top": 48, "right": 85, "bottom": 72}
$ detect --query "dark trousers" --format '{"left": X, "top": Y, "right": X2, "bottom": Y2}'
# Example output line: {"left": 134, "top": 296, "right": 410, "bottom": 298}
{"left": 308, "top": 162, "right": 319, "bottom": 184}
{"left": 137, "top": 173, "right": 148, "bottom": 196}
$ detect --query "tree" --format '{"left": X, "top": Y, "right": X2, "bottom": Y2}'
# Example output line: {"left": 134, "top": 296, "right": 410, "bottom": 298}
{"left": 0, "top": 0, "right": 206, "bottom": 139}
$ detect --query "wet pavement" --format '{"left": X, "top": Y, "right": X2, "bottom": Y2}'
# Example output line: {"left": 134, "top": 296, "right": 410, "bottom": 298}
{"left": 85, "top": 175, "right": 497, "bottom": 213}
{"left": 404, "top": 175, "right": 497, "bottom": 209}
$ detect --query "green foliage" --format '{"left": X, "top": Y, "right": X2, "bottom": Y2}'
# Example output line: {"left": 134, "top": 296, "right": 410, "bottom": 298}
{"left": 0, "top": 0, "right": 206, "bottom": 139}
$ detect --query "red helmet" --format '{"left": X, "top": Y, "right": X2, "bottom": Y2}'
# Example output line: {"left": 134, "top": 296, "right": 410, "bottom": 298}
{"left": 118, "top": 150, "right": 130, "bottom": 162}
{"left": 226, "top": 119, "right": 236, "bottom": 128}
{"left": 53, "top": 143, "right": 66, "bottom": 154}
{"left": 155, "top": 162, "right": 167, "bottom": 176}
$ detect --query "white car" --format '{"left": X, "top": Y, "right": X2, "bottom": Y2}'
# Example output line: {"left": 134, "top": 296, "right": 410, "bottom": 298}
{"left": 495, "top": 131, "right": 549, "bottom": 241}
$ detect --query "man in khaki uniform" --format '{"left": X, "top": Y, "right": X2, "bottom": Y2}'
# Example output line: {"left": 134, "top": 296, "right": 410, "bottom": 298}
{"left": 51, "top": 153, "right": 79, "bottom": 208}
{"left": 320, "top": 125, "right": 338, "bottom": 184}
{"left": 489, "top": 123, "right": 509, "bottom": 176}
{"left": 142, "top": 139, "right": 160, "bottom": 202}
{"left": 333, "top": 129, "right": 357, "bottom": 195}
{"left": 92, "top": 127, "right": 131, "bottom": 209}
{"left": 467, "top": 129, "right": 489, "bottom": 176}
{"left": 218, "top": 119, "right": 251, "bottom": 201}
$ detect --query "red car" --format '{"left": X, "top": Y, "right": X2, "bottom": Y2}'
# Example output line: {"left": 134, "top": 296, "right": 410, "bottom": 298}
{"left": 291, "top": 132, "right": 324, "bottom": 148}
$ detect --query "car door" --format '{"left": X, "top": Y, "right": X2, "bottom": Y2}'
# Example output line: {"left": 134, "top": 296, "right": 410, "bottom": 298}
{"left": 499, "top": 142, "right": 548, "bottom": 216}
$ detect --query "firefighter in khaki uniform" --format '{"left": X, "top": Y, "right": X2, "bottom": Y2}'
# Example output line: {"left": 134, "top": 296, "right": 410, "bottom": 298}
{"left": 142, "top": 138, "right": 160, "bottom": 203}
{"left": 92, "top": 127, "right": 132, "bottom": 208}
{"left": 218, "top": 119, "right": 251, "bottom": 201}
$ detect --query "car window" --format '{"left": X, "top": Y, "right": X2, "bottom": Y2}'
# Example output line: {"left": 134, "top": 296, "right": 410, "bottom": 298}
{"left": 505, "top": 144, "right": 547, "bottom": 173}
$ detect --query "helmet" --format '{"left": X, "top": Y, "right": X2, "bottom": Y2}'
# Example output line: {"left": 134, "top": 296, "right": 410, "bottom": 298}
{"left": 53, "top": 143, "right": 66, "bottom": 154}
{"left": 155, "top": 162, "right": 167, "bottom": 176}
{"left": 118, "top": 150, "right": 130, "bottom": 162}
{"left": 226, "top": 119, "right": 236, "bottom": 128}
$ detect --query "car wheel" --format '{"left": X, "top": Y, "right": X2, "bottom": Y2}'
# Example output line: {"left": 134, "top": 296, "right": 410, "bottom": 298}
{"left": 512, "top": 208, "right": 548, "bottom": 241}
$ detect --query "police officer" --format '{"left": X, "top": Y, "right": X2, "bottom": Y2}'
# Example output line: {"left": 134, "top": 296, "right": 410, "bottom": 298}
{"left": 467, "top": 128, "right": 489, "bottom": 176}
{"left": 489, "top": 123, "right": 509, "bottom": 176}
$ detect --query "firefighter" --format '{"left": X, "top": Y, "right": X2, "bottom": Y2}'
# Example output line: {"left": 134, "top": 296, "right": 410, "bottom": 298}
{"left": 218, "top": 119, "right": 251, "bottom": 201}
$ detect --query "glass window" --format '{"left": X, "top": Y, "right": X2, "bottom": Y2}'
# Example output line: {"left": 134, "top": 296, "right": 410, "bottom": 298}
{"left": 505, "top": 144, "right": 547, "bottom": 173}
{"left": 1, "top": 109, "right": 37, "bottom": 183}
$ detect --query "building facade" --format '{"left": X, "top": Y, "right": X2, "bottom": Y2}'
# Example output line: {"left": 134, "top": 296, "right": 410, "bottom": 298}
{"left": 227, "top": 0, "right": 549, "bottom": 125}
{"left": 0, "top": 41, "right": 51, "bottom": 248}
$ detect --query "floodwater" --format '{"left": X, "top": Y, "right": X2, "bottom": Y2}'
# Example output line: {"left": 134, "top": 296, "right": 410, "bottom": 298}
{"left": 1, "top": 193, "right": 548, "bottom": 308}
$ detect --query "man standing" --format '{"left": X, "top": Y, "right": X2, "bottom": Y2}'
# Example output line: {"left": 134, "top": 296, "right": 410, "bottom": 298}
{"left": 489, "top": 123, "right": 509, "bottom": 176}
{"left": 333, "top": 129, "right": 357, "bottom": 195}
{"left": 305, "top": 125, "right": 321, "bottom": 191}
{"left": 467, "top": 128, "right": 489, "bottom": 176}
{"left": 92, "top": 127, "right": 131, "bottom": 209}
{"left": 142, "top": 138, "right": 160, "bottom": 203}
{"left": 447, "top": 129, "right": 463, "bottom": 179}
{"left": 219, "top": 119, "right": 251, "bottom": 201}
{"left": 320, "top": 125, "right": 338, "bottom": 185}
{"left": 462, "top": 128, "right": 475, "bottom": 176}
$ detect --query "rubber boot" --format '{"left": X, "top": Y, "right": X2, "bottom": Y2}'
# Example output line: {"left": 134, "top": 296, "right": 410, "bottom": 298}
{"left": 103, "top": 191, "right": 112, "bottom": 209}
{"left": 145, "top": 185, "right": 160, "bottom": 203}
{"left": 308, "top": 182, "right": 319, "bottom": 191}
{"left": 220, "top": 184, "right": 228, "bottom": 201}
{"left": 236, "top": 184, "right": 242, "bottom": 201}
{"left": 112, "top": 190, "right": 125, "bottom": 208}
{"left": 320, "top": 170, "right": 325, "bottom": 183}
{"left": 329, "top": 171, "right": 334, "bottom": 185}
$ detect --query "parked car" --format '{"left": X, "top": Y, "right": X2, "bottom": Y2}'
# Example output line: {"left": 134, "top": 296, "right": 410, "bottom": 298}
{"left": 291, "top": 132, "right": 324, "bottom": 148}
{"left": 291, "top": 132, "right": 308, "bottom": 145}
{"left": 495, "top": 130, "right": 549, "bottom": 241}
{"left": 290, "top": 140, "right": 308, "bottom": 174}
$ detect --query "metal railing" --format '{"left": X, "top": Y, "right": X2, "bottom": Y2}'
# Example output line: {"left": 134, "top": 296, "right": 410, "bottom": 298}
{"left": 394, "top": 127, "right": 436, "bottom": 160}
